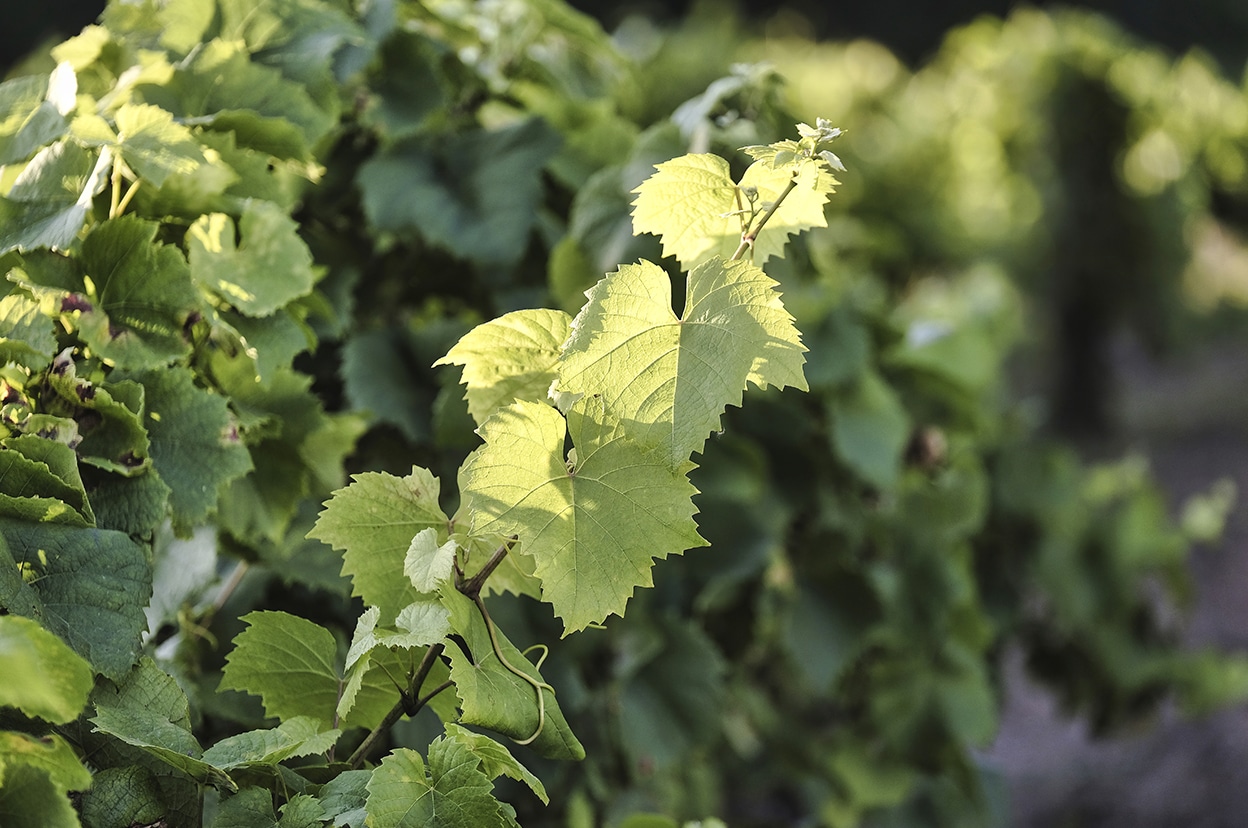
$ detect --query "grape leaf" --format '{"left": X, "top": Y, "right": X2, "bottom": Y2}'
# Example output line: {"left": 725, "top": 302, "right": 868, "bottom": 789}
{"left": 201, "top": 717, "right": 340, "bottom": 770}
{"left": 121, "top": 365, "right": 252, "bottom": 532}
{"left": 435, "top": 308, "right": 573, "bottom": 426}
{"left": 82, "top": 467, "right": 172, "bottom": 536}
{"left": 138, "top": 38, "right": 335, "bottom": 161}
{"left": 187, "top": 200, "right": 318, "bottom": 316}
{"left": 219, "top": 611, "right": 340, "bottom": 730}
{"left": 341, "top": 327, "right": 433, "bottom": 443}
{"left": 279, "top": 795, "right": 329, "bottom": 828}
{"left": 210, "top": 787, "right": 280, "bottom": 828}
{"left": 0, "top": 615, "right": 93, "bottom": 723}
{"left": 444, "top": 723, "right": 548, "bottom": 805}
{"left": 0, "top": 436, "right": 93, "bottom": 526}
{"left": 557, "top": 257, "right": 807, "bottom": 468}
{"left": 460, "top": 398, "right": 705, "bottom": 632}
{"left": 44, "top": 357, "right": 151, "bottom": 476}
{"left": 356, "top": 118, "right": 560, "bottom": 266}
{"left": 364, "top": 742, "right": 511, "bottom": 828}
{"left": 0, "top": 732, "right": 91, "bottom": 795}
{"left": 78, "top": 766, "right": 165, "bottom": 828}
{"left": 90, "top": 704, "right": 237, "bottom": 791}
{"left": 4, "top": 435, "right": 93, "bottom": 523}
{"left": 630, "top": 153, "right": 836, "bottom": 269}
{"left": 440, "top": 587, "right": 583, "bottom": 760}
{"left": 0, "top": 519, "right": 150, "bottom": 681}
{"left": 317, "top": 769, "right": 370, "bottom": 828}
{"left": 0, "top": 761, "right": 82, "bottom": 827}
{"left": 828, "top": 370, "right": 911, "bottom": 490}
{"left": 0, "top": 292, "right": 57, "bottom": 370}
{"left": 308, "top": 468, "right": 449, "bottom": 622}
{"left": 0, "top": 141, "right": 110, "bottom": 255}
{"left": 77, "top": 215, "right": 204, "bottom": 370}
{"left": 337, "top": 602, "right": 447, "bottom": 723}
{"left": 73, "top": 103, "right": 210, "bottom": 188}
{"left": 0, "top": 65, "right": 74, "bottom": 165}
{"left": 91, "top": 658, "right": 237, "bottom": 791}
{"left": 404, "top": 528, "right": 458, "bottom": 592}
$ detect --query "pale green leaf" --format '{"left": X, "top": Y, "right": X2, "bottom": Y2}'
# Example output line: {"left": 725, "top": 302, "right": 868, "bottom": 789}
{"left": 435, "top": 309, "right": 573, "bottom": 426}
{"left": 364, "top": 741, "right": 510, "bottom": 828}
{"left": 0, "top": 68, "right": 73, "bottom": 165}
{"left": 440, "top": 587, "right": 584, "bottom": 760}
{"left": 0, "top": 732, "right": 90, "bottom": 794}
{"left": 630, "top": 153, "right": 835, "bottom": 269}
{"left": 444, "top": 723, "right": 548, "bottom": 804}
{"left": 404, "top": 528, "right": 457, "bottom": 592}
{"left": 219, "top": 611, "right": 340, "bottom": 729}
{"left": 338, "top": 639, "right": 420, "bottom": 730}
{"left": 114, "top": 103, "right": 207, "bottom": 187}
{"left": 0, "top": 519, "right": 150, "bottom": 681}
{"left": 736, "top": 159, "right": 837, "bottom": 263}
{"left": 0, "top": 615, "right": 92, "bottom": 723}
{"left": 338, "top": 604, "right": 446, "bottom": 723}
{"left": 557, "top": 257, "right": 807, "bottom": 467}
{"left": 308, "top": 468, "right": 449, "bottom": 621}
{"left": 0, "top": 761, "right": 81, "bottom": 828}
{"left": 460, "top": 398, "right": 706, "bottom": 632}
{"left": 0, "top": 141, "right": 109, "bottom": 255}
{"left": 140, "top": 38, "right": 335, "bottom": 160}
{"left": 188, "top": 201, "right": 318, "bottom": 316}
{"left": 394, "top": 600, "right": 452, "bottom": 646}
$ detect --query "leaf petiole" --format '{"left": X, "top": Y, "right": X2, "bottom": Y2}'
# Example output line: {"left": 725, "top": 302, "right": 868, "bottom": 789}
{"left": 731, "top": 172, "right": 800, "bottom": 261}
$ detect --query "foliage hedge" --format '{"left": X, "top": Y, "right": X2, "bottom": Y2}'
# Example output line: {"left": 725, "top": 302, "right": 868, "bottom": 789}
{"left": 1, "top": 1, "right": 1247, "bottom": 826}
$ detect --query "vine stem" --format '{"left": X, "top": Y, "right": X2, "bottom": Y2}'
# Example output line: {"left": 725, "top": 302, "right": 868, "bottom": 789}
{"left": 731, "top": 172, "right": 800, "bottom": 262}
{"left": 347, "top": 642, "right": 449, "bottom": 769}
{"left": 456, "top": 537, "right": 554, "bottom": 746}
{"left": 461, "top": 536, "right": 516, "bottom": 598}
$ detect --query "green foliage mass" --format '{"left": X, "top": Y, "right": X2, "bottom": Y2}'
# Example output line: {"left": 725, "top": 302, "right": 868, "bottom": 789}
{"left": 0, "top": 1, "right": 1246, "bottom": 827}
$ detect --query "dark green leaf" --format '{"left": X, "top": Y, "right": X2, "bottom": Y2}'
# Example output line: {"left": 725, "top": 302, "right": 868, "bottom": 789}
{"left": 0, "top": 519, "right": 149, "bottom": 681}
{"left": 357, "top": 118, "right": 560, "bottom": 266}
{"left": 123, "top": 365, "right": 253, "bottom": 533}
{"left": 77, "top": 215, "right": 203, "bottom": 369}
{"left": 78, "top": 765, "right": 166, "bottom": 828}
